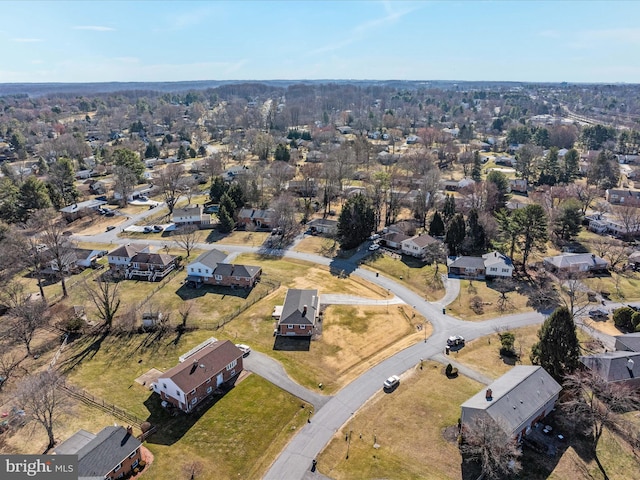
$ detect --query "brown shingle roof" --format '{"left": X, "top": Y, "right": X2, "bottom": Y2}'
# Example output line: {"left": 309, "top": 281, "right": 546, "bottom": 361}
{"left": 163, "top": 340, "right": 242, "bottom": 393}
{"left": 108, "top": 244, "right": 147, "bottom": 258}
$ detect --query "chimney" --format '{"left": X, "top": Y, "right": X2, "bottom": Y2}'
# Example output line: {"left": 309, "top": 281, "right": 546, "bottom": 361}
{"left": 628, "top": 358, "right": 635, "bottom": 371}
{"left": 126, "top": 425, "right": 133, "bottom": 435}
{"left": 302, "top": 305, "right": 308, "bottom": 316}
{"left": 485, "top": 388, "right": 493, "bottom": 401}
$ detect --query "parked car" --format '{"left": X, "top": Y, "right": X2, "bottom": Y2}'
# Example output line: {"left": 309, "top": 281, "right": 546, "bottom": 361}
{"left": 143, "top": 226, "right": 153, "bottom": 233}
{"left": 447, "top": 335, "right": 465, "bottom": 346}
{"left": 368, "top": 243, "right": 380, "bottom": 251}
{"left": 235, "top": 344, "right": 251, "bottom": 356}
{"left": 588, "top": 308, "right": 609, "bottom": 319}
{"left": 383, "top": 375, "right": 400, "bottom": 390}
{"left": 153, "top": 225, "right": 164, "bottom": 232}
{"left": 369, "top": 233, "right": 381, "bottom": 241}
{"left": 105, "top": 225, "right": 116, "bottom": 232}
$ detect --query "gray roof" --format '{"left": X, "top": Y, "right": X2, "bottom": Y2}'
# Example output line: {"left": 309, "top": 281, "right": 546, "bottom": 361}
{"left": 580, "top": 351, "right": 640, "bottom": 383}
{"left": 76, "top": 426, "right": 141, "bottom": 478}
{"left": 59, "top": 199, "right": 106, "bottom": 213}
{"left": 615, "top": 332, "right": 640, "bottom": 352}
{"left": 449, "top": 256, "right": 486, "bottom": 270}
{"left": 402, "top": 234, "right": 438, "bottom": 248}
{"left": 228, "top": 264, "right": 261, "bottom": 278}
{"left": 308, "top": 218, "right": 338, "bottom": 228}
{"left": 53, "top": 429, "right": 96, "bottom": 455}
{"left": 382, "top": 232, "right": 411, "bottom": 244}
{"left": 108, "top": 243, "right": 147, "bottom": 258}
{"left": 543, "top": 253, "right": 609, "bottom": 269}
{"left": 461, "top": 366, "right": 562, "bottom": 437}
{"left": 192, "top": 249, "right": 228, "bottom": 270}
{"left": 279, "top": 289, "right": 319, "bottom": 326}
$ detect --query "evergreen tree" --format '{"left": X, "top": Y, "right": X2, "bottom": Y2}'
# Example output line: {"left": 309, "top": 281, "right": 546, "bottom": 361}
{"left": 519, "top": 204, "right": 549, "bottom": 268}
{"left": 227, "top": 183, "right": 246, "bottom": 210}
{"left": 530, "top": 306, "right": 580, "bottom": 382}
{"left": 471, "top": 151, "right": 482, "bottom": 181}
{"left": 337, "top": 193, "right": 375, "bottom": 250}
{"left": 537, "top": 147, "right": 559, "bottom": 186}
{"left": 274, "top": 144, "right": 290, "bottom": 162}
{"left": 112, "top": 148, "right": 145, "bottom": 182}
{"left": 17, "top": 177, "right": 52, "bottom": 222}
{"left": 177, "top": 145, "right": 188, "bottom": 161}
{"left": 445, "top": 213, "right": 466, "bottom": 256}
{"left": 532, "top": 127, "right": 550, "bottom": 148}
{"left": 560, "top": 148, "right": 580, "bottom": 183}
{"left": 466, "top": 209, "right": 486, "bottom": 253}
{"left": 219, "top": 192, "right": 237, "bottom": 220}
{"left": 217, "top": 206, "right": 235, "bottom": 233}
{"left": 553, "top": 198, "right": 583, "bottom": 242}
{"left": 144, "top": 142, "right": 160, "bottom": 159}
{"left": 486, "top": 170, "right": 510, "bottom": 209}
{"left": 46, "top": 157, "right": 78, "bottom": 208}
{"left": 587, "top": 150, "right": 620, "bottom": 190}
{"left": 442, "top": 194, "right": 456, "bottom": 222}
{"left": 209, "top": 176, "right": 228, "bottom": 203}
{"left": 429, "top": 211, "right": 445, "bottom": 237}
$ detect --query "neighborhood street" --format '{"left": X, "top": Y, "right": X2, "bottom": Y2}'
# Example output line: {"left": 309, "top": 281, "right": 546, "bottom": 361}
{"left": 73, "top": 211, "right": 616, "bottom": 480}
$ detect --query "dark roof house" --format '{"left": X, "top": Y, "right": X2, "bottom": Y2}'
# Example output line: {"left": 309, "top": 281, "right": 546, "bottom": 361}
{"left": 276, "top": 289, "right": 320, "bottom": 336}
{"left": 580, "top": 352, "right": 640, "bottom": 388}
{"left": 615, "top": 332, "right": 640, "bottom": 352}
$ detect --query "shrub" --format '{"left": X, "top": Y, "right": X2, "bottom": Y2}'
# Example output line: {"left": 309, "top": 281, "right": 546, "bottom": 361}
{"left": 632, "top": 311, "right": 640, "bottom": 330}
{"left": 499, "top": 332, "right": 517, "bottom": 357}
{"left": 613, "top": 307, "right": 634, "bottom": 331}
{"left": 470, "top": 296, "right": 484, "bottom": 315}
{"left": 445, "top": 363, "right": 458, "bottom": 377}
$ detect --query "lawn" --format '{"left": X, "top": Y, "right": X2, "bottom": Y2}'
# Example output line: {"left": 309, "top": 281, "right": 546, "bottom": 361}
{"left": 361, "top": 254, "right": 446, "bottom": 301}
{"left": 446, "top": 279, "right": 533, "bottom": 321}
{"left": 582, "top": 271, "right": 640, "bottom": 302}
{"left": 58, "top": 330, "right": 309, "bottom": 480}
{"left": 317, "top": 361, "right": 481, "bottom": 480}
{"left": 452, "top": 324, "right": 602, "bottom": 381}
{"left": 294, "top": 235, "right": 340, "bottom": 257}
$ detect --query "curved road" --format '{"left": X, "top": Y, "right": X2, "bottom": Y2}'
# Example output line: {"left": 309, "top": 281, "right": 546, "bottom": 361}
{"left": 74, "top": 212, "right": 615, "bottom": 480}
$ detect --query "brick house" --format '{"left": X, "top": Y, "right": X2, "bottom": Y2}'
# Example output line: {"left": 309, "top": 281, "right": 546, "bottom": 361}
{"left": 152, "top": 340, "right": 243, "bottom": 413}
{"left": 237, "top": 208, "right": 277, "bottom": 229}
{"left": 172, "top": 204, "right": 211, "bottom": 226}
{"left": 186, "top": 249, "right": 262, "bottom": 288}
{"left": 275, "top": 289, "right": 320, "bottom": 336}
{"left": 605, "top": 188, "right": 640, "bottom": 207}
{"left": 107, "top": 244, "right": 177, "bottom": 281}
{"left": 461, "top": 366, "right": 562, "bottom": 441}
{"left": 53, "top": 426, "right": 142, "bottom": 480}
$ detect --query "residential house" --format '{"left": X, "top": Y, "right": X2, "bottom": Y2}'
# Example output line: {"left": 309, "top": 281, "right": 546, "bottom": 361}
{"left": 400, "top": 234, "right": 439, "bottom": 258}
{"left": 615, "top": 333, "right": 640, "bottom": 352}
{"left": 275, "top": 289, "right": 320, "bottom": 336}
{"left": 448, "top": 256, "right": 487, "bottom": 279}
{"left": 152, "top": 339, "right": 243, "bottom": 413}
{"left": 107, "top": 244, "right": 177, "bottom": 281}
{"left": 287, "top": 178, "right": 317, "bottom": 196}
{"left": 406, "top": 135, "right": 420, "bottom": 145}
{"left": 605, "top": 188, "right": 640, "bottom": 207}
{"left": 580, "top": 352, "right": 640, "bottom": 388}
{"left": 337, "top": 126, "right": 353, "bottom": 135}
{"left": 237, "top": 208, "right": 277, "bottom": 229}
{"left": 48, "top": 248, "right": 104, "bottom": 272}
{"left": 186, "top": 249, "right": 262, "bottom": 288}
{"left": 543, "top": 253, "right": 609, "bottom": 274}
{"left": 628, "top": 251, "right": 640, "bottom": 270}
{"left": 482, "top": 251, "right": 514, "bottom": 278}
{"left": 53, "top": 426, "right": 142, "bottom": 480}
{"left": 59, "top": 199, "right": 107, "bottom": 221}
{"left": 442, "top": 178, "right": 475, "bottom": 191}
{"left": 460, "top": 366, "right": 562, "bottom": 441}
{"left": 172, "top": 205, "right": 212, "bottom": 227}
{"left": 381, "top": 232, "right": 411, "bottom": 250}
{"left": 509, "top": 178, "right": 528, "bottom": 193}
{"left": 307, "top": 218, "right": 338, "bottom": 236}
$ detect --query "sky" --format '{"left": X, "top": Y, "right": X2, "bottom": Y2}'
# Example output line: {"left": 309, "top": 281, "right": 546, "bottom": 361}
{"left": 1, "top": 0, "right": 639, "bottom": 84}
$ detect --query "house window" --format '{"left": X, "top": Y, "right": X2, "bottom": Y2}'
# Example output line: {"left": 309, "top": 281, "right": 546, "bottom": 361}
{"left": 132, "top": 262, "right": 139, "bottom": 269}
{"left": 215, "top": 274, "right": 222, "bottom": 281}
{"left": 206, "top": 377, "right": 211, "bottom": 383}
{"left": 206, "top": 386, "right": 213, "bottom": 394}
{"left": 502, "top": 268, "right": 509, "bottom": 273}
{"left": 191, "top": 397, "right": 197, "bottom": 405}
{"left": 236, "top": 276, "right": 240, "bottom": 280}
{"left": 226, "top": 359, "right": 237, "bottom": 370}
{"left": 162, "top": 383, "right": 167, "bottom": 389}
{"left": 177, "top": 390, "right": 181, "bottom": 396}
{"left": 198, "top": 268, "right": 201, "bottom": 273}
{"left": 300, "top": 325, "right": 306, "bottom": 329}
{"left": 490, "top": 267, "right": 497, "bottom": 272}
{"left": 129, "top": 449, "right": 138, "bottom": 459}
{"left": 114, "top": 463, "right": 122, "bottom": 472}
{"left": 190, "top": 267, "right": 194, "bottom": 273}
{"left": 229, "top": 369, "right": 235, "bottom": 376}
{"left": 131, "top": 459, "right": 139, "bottom": 469}
{"left": 287, "top": 324, "right": 294, "bottom": 329}
{"left": 205, "top": 269, "right": 209, "bottom": 274}
{"left": 190, "top": 389, "right": 196, "bottom": 395}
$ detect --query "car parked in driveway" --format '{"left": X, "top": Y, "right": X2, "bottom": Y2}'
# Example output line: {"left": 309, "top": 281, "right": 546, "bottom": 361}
{"left": 588, "top": 308, "right": 609, "bottom": 319}
{"left": 235, "top": 344, "right": 251, "bottom": 356}
{"left": 105, "top": 225, "right": 116, "bottom": 232}
{"left": 383, "top": 375, "right": 400, "bottom": 390}
{"left": 143, "top": 226, "right": 153, "bottom": 233}
{"left": 153, "top": 225, "right": 164, "bottom": 232}
{"left": 368, "top": 243, "right": 380, "bottom": 251}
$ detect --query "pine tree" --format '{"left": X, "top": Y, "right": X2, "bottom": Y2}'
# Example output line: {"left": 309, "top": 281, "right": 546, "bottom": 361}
{"left": 443, "top": 194, "right": 456, "bottom": 222}
{"left": 530, "top": 306, "right": 580, "bottom": 382}
{"left": 471, "top": 151, "right": 482, "bottom": 181}
{"left": 445, "top": 213, "right": 466, "bottom": 256}
{"left": 209, "top": 176, "right": 228, "bottom": 203}
{"left": 429, "top": 211, "right": 445, "bottom": 237}
{"left": 337, "top": 194, "right": 375, "bottom": 250}
{"left": 217, "top": 206, "right": 235, "bottom": 233}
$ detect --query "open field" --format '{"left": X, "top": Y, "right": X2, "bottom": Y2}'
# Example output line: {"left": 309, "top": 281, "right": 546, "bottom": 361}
{"left": 582, "top": 271, "right": 640, "bottom": 302}
{"left": 446, "top": 279, "right": 533, "bottom": 321}
{"left": 361, "top": 254, "right": 446, "bottom": 301}
{"left": 453, "top": 324, "right": 603, "bottom": 381}
{"left": 294, "top": 235, "right": 340, "bottom": 257}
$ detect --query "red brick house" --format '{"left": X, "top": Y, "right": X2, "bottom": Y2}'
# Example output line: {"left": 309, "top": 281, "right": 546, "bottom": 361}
{"left": 152, "top": 340, "right": 244, "bottom": 413}
{"left": 237, "top": 208, "right": 277, "bottom": 229}
{"left": 53, "top": 426, "right": 142, "bottom": 479}
{"left": 274, "top": 289, "right": 320, "bottom": 336}
{"left": 186, "top": 249, "right": 262, "bottom": 288}
{"left": 107, "top": 244, "right": 177, "bottom": 281}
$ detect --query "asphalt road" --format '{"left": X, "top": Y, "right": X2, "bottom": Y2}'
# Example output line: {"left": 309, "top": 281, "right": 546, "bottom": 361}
{"left": 74, "top": 210, "right": 616, "bottom": 480}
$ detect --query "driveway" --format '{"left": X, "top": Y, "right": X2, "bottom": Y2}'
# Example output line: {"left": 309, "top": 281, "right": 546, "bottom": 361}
{"left": 319, "top": 294, "right": 405, "bottom": 306}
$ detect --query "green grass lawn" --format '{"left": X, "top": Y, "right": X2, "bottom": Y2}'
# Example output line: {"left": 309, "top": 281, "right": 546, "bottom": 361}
{"left": 446, "top": 279, "right": 533, "bottom": 321}
{"left": 361, "top": 254, "right": 446, "bottom": 301}
{"left": 582, "top": 272, "right": 640, "bottom": 302}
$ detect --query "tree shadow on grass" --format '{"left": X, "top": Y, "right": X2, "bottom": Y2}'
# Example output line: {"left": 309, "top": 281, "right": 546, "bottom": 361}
{"left": 143, "top": 377, "right": 239, "bottom": 446}
{"left": 59, "top": 327, "right": 110, "bottom": 373}
{"left": 175, "top": 282, "right": 252, "bottom": 301}
{"left": 328, "top": 257, "right": 356, "bottom": 278}
{"left": 273, "top": 336, "right": 311, "bottom": 352}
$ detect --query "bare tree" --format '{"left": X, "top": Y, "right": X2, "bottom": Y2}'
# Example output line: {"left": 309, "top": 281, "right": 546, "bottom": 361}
{"left": 0, "top": 350, "right": 24, "bottom": 392}
{"left": 492, "top": 277, "right": 516, "bottom": 312}
{"left": 35, "top": 210, "right": 75, "bottom": 298}
{"left": 157, "top": 163, "right": 185, "bottom": 215}
{"left": 174, "top": 225, "right": 198, "bottom": 258}
{"left": 613, "top": 205, "right": 640, "bottom": 241}
{"left": 113, "top": 165, "right": 137, "bottom": 207}
{"left": 178, "top": 301, "right": 194, "bottom": 329}
{"left": 557, "top": 271, "right": 590, "bottom": 318}
{"left": 568, "top": 183, "right": 601, "bottom": 215}
{"left": 271, "top": 193, "right": 302, "bottom": 245}
{"left": 3, "top": 282, "right": 49, "bottom": 356}
{"left": 460, "top": 414, "right": 522, "bottom": 479}
{"left": 84, "top": 276, "right": 121, "bottom": 329}
{"left": 562, "top": 370, "right": 640, "bottom": 479}
{"left": 16, "top": 369, "right": 69, "bottom": 452}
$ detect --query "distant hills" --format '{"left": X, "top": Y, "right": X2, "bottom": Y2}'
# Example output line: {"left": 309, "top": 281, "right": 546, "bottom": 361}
{"left": 0, "top": 79, "right": 555, "bottom": 98}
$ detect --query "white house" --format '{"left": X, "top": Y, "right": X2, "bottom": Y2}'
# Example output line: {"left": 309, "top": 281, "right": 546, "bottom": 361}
{"left": 172, "top": 205, "right": 211, "bottom": 226}
{"left": 482, "top": 251, "right": 514, "bottom": 278}
{"left": 107, "top": 244, "right": 148, "bottom": 269}
{"left": 400, "top": 234, "right": 439, "bottom": 258}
